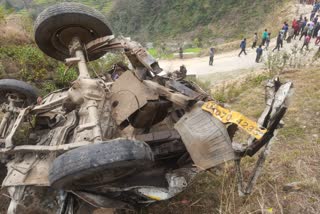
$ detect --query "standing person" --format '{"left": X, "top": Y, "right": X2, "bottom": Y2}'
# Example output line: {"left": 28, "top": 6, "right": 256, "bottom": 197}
{"left": 300, "top": 23, "right": 309, "bottom": 40}
{"left": 209, "top": 47, "right": 214, "bottom": 66}
{"left": 252, "top": 32, "right": 258, "bottom": 48}
{"left": 313, "top": 15, "right": 319, "bottom": 25}
{"left": 300, "top": 17, "right": 308, "bottom": 34}
{"left": 261, "top": 29, "right": 268, "bottom": 45}
{"left": 294, "top": 19, "right": 301, "bottom": 39}
{"left": 307, "top": 22, "right": 314, "bottom": 36}
{"left": 238, "top": 38, "right": 247, "bottom": 57}
{"left": 301, "top": 35, "right": 311, "bottom": 50}
{"left": 280, "top": 29, "right": 285, "bottom": 48}
{"left": 313, "top": 22, "right": 320, "bottom": 38}
{"left": 282, "top": 22, "right": 289, "bottom": 39}
{"left": 272, "top": 33, "right": 282, "bottom": 52}
{"left": 315, "top": 27, "right": 320, "bottom": 44}
{"left": 179, "top": 47, "right": 183, "bottom": 59}
{"left": 287, "top": 27, "right": 295, "bottom": 43}
{"left": 310, "top": 10, "right": 316, "bottom": 21}
{"left": 256, "top": 45, "right": 263, "bottom": 63}
{"left": 265, "top": 33, "right": 271, "bottom": 50}
{"left": 292, "top": 18, "right": 298, "bottom": 28}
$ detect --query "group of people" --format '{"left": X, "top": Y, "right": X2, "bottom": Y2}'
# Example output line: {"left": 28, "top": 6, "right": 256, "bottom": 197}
{"left": 237, "top": 29, "right": 270, "bottom": 63}
{"left": 237, "top": 28, "right": 271, "bottom": 63}
{"left": 236, "top": 4, "right": 320, "bottom": 64}
{"left": 208, "top": 2, "right": 320, "bottom": 66}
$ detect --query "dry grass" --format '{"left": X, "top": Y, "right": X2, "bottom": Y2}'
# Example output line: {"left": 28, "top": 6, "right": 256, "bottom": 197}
{"left": 0, "top": 15, "right": 32, "bottom": 46}
{"left": 145, "top": 68, "right": 320, "bottom": 214}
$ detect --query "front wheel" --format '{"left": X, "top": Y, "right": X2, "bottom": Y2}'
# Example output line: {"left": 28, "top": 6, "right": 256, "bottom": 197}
{"left": 49, "top": 139, "right": 154, "bottom": 189}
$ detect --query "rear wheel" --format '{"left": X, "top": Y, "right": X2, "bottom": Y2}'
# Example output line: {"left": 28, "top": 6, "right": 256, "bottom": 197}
{"left": 49, "top": 139, "right": 154, "bottom": 189}
{"left": 34, "top": 2, "right": 112, "bottom": 62}
{"left": 0, "top": 79, "right": 39, "bottom": 106}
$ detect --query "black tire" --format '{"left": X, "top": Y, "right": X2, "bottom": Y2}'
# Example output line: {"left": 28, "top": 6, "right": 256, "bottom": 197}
{"left": 34, "top": 2, "right": 112, "bottom": 62}
{"left": 0, "top": 79, "right": 39, "bottom": 106}
{"left": 49, "top": 139, "right": 154, "bottom": 190}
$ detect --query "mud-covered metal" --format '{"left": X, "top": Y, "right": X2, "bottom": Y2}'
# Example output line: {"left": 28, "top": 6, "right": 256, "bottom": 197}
{"left": 175, "top": 103, "right": 237, "bottom": 170}
{"left": 0, "top": 3, "right": 293, "bottom": 213}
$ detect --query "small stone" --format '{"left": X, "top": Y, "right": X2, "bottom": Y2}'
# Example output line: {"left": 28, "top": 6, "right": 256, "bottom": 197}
{"left": 283, "top": 182, "right": 303, "bottom": 192}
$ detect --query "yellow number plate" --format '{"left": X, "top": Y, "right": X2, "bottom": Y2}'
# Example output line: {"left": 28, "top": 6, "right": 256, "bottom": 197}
{"left": 202, "top": 101, "right": 267, "bottom": 140}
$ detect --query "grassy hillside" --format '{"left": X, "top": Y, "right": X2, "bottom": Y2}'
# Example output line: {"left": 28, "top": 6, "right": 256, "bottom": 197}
{"left": 1, "top": 0, "right": 114, "bottom": 18}
{"left": 108, "top": 0, "right": 292, "bottom": 43}
{"left": 2, "top": 0, "right": 293, "bottom": 44}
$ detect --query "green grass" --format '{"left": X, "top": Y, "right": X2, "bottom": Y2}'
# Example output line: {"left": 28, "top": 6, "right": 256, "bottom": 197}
{"left": 211, "top": 73, "right": 270, "bottom": 103}
{"left": 148, "top": 48, "right": 158, "bottom": 57}
{"left": 147, "top": 48, "right": 174, "bottom": 59}
{"left": 184, "top": 47, "right": 202, "bottom": 53}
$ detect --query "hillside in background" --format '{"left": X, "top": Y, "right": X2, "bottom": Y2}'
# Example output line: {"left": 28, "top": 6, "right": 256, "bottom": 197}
{"left": 108, "top": 0, "right": 291, "bottom": 44}
{"left": 0, "top": 0, "right": 114, "bottom": 18}
{"left": 0, "top": 0, "right": 293, "bottom": 44}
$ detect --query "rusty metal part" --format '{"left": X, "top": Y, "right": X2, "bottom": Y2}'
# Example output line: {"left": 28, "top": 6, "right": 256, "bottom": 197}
{"left": 86, "top": 36, "right": 162, "bottom": 74}
{"left": 0, "top": 141, "right": 92, "bottom": 154}
{"left": 244, "top": 81, "right": 293, "bottom": 157}
{"left": 5, "top": 107, "right": 32, "bottom": 148}
{"left": 49, "top": 111, "right": 78, "bottom": 146}
{"left": 129, "top": 100, "right": 171, "bottom": 128}
{"left": 143, "top": 80, "right": 195, "bottom": 108}
{"left": 0, "top": 95, "right": 23, "bottom": 139}
{"left": 0, "top": 112, "right": 12, "bottom": 138}
{"left": 31, "top": 95, "right": 67, "bottom": 114}
{"left": 165, "top": 79, "right": 203, "bottom": 100}
{"left": 136, "top": 168, "right": 200, "bottom": 201}
{"left": 86, "top": 35, "right": 115, "bottom": 52}
{"left": 151, "top": 140, "right": 186, "bottom": 160}
{"left": 135, "top": 130, "right": 180, "bottom": 144}
{"left": 111, "top": 71, "right": 158, "bottom": 126}
{"left": 2, "top": 154, "right": 54, "bottom": 186}
{"left": 72, "top": 191, "right": 132, "bottom": 209}
{"left": 175, "top": 103, "right": 237, "bottom": 170}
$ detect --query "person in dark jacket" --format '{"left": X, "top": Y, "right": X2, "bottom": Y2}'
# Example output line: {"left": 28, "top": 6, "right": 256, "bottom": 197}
{"left": 282, "top": 22, "right": 289, "bottom": 39}
{"left": 179, "top": 47, "right": 183, "bottom": 59}
{"left": 313, "top": 15, "right": 319, "bottom": 25}
{"left": 300, "top": 23, "right": 309, "bottom": 40}
{"left": 256, "top": 45, "right": 263, "bottom": 63}
{"left": 272, "top": 33, "right": 282, "bottom": 52}
{"left": 209, "top": 47, "right": 214, "bottom": 66}
{"left": 238, "top": 38, "right": 247, "bottom": 56}
{"left": 300, "top": 17, "right": 308, "bottom": 34}
{"left": 313, "top": 22, "right": 320, "bottom": 38}
{"left": 310, "top": 10, "right": 316, "bottom": 21}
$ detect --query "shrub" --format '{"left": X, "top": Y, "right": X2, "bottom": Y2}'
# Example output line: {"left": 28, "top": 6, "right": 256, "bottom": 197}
{"left": 54, "top": 64, "right": 77, "bottom": 88}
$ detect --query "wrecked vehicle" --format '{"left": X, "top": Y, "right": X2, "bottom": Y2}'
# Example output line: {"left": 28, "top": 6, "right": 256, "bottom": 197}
{"left": 0, "top": 3, "right": 293, "bottom": 213}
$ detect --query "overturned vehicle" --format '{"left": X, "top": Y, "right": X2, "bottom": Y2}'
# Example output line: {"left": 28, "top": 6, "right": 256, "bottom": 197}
{"left": 0, "top": 3, "right": 293, "bottom": 213}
